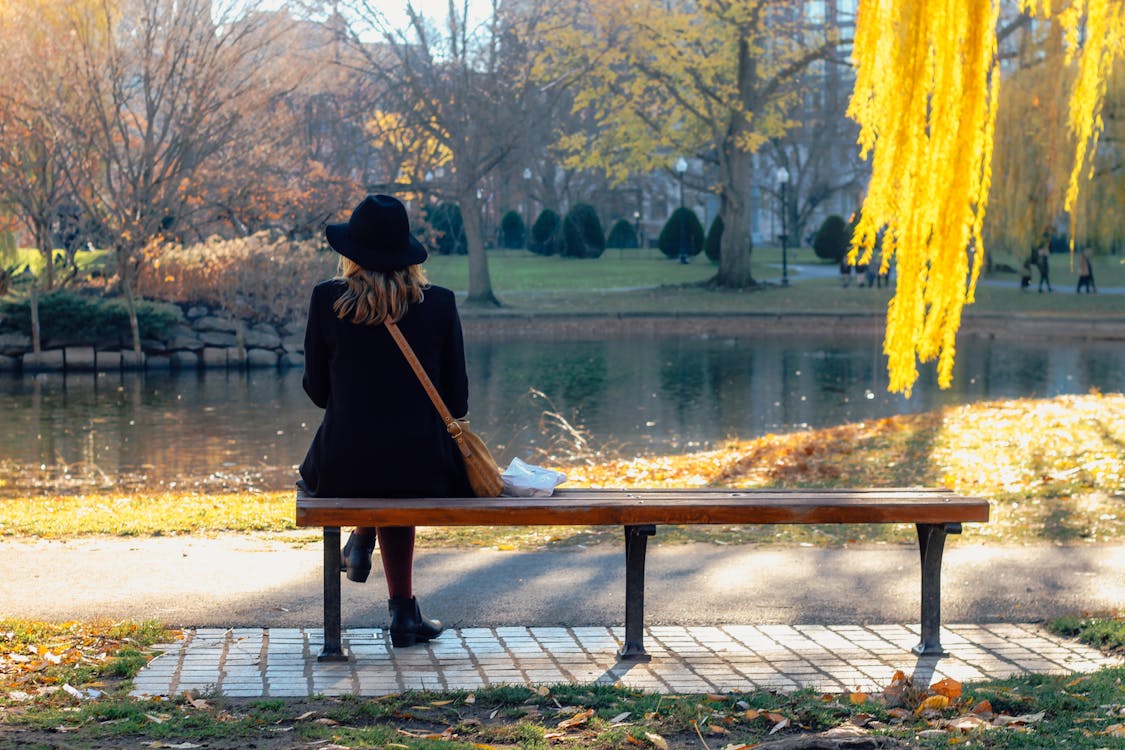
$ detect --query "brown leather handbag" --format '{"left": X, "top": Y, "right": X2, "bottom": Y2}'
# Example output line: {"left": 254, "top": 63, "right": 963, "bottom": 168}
{"left": 385, "top": 320, "right": 504, "bottom": 497}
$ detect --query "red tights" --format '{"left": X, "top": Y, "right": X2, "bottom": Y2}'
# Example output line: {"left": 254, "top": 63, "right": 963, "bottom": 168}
{"left": 355, "top": 526, "right": 415, "bottom": 599}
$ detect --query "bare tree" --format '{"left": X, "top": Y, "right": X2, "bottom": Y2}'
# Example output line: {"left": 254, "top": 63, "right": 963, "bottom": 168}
{"left": 59, "top": 0, "right": 282, "bottom": 356}
{"left": 331, "top": 0, "right": 577, "bottom": 307}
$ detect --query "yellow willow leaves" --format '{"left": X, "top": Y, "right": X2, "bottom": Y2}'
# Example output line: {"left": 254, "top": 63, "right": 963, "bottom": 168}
{"left": 850, "top": 0, "right": 1123, "bottom": 395}
{"left": 849, "top": 0, "right": 1001, "bottom": 396}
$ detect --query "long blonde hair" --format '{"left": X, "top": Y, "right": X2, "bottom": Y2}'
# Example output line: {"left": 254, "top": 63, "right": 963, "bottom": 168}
{"left": 333, "top": 257, "right": 429, "bottom": 325}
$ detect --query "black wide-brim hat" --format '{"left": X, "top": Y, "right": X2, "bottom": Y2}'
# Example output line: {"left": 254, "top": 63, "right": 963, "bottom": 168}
{"left": 325, "top": 194, "right": 427, "bottom": 272}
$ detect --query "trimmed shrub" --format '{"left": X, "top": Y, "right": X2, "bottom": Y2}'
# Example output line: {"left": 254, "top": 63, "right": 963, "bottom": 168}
{"left": 561, "top": 203, "right": 606, "bottom": 259}
{"left": 499, "top": 210, "right": 526, "bottom": 249}
{"left": 0, "top": 289, "right": 182, "bottom": 343}
{"left": 425, "top": 202, "right": 467, "bottom": 255}
{"left": 530, "top": 209, "right": 561, "bottom": 256}
{"left": 813, "top": 214, "right": 850, "bottom": 262}
{"left": 658, "top": 208, "right": 704, "bottom": 259}
{"left": 704, "top": 215, "right": 724, "bottom": 262}
{"left": 606, "top": 218, "right": 639, "bottom": 249}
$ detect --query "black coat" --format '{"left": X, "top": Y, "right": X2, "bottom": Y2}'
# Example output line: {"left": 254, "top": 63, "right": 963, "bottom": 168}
{"left": 298, "top": 279, "right": 472, "bottom": 498}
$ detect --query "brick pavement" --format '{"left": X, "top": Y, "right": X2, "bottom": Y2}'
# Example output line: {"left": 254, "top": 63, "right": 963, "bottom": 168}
{"left": 130, "top": 623, "right": 1119, "bottom": 699}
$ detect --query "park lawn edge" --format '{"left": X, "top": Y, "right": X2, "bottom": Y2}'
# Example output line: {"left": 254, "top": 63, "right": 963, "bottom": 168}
{"left": 1, "top": 393, "right": 1121, "bottom": 546}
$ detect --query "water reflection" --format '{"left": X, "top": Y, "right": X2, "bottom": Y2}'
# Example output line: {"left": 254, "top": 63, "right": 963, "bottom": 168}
{"left": 1, "top": 334, "right": 1121, "bottom": 492}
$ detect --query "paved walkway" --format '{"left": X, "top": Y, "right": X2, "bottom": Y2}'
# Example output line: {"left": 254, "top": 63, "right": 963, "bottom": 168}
{"left": 130, "top": 623, "right": 1119, "bottom": 699}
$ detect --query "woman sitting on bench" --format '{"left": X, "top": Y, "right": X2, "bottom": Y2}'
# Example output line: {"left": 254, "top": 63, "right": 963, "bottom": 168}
{"left": 298, "top": 194, "right": 473, "bottom": 647}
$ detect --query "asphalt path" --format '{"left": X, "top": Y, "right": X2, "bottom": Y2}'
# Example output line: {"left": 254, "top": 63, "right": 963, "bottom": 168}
{"left": 3, "top": 533, "right": 1122, "bottom": 630}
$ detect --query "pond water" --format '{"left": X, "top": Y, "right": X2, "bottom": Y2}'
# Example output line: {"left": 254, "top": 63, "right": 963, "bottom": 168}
{"left": 1, "top": 333, "right": 1121, "bottom": 492}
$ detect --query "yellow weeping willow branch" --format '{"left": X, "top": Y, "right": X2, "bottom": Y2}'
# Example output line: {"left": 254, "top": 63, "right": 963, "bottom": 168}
{"left": 849, "top": 0, "right": 1123, "bottom": 396}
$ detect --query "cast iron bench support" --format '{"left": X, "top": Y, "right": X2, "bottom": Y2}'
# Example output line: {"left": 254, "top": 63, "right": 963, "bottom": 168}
{"left": 296, "top": 488, "right": 988, "bottom": 663}
{"left": 320, "top": 526, "right": 347, "bottom": 662}
{"left": 913, "top": 522, "right": 962, "bottom": 657}
{"left": 619, "top": 524, "right": 656, "bottom": 661}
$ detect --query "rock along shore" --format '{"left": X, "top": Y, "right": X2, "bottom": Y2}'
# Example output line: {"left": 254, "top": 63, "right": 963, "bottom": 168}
{"left": 0, "top": 306, "right": 1121, "bottom": 375}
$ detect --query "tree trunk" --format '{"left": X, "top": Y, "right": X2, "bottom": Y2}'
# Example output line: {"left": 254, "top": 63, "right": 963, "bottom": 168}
{"left": 714, "top": 39, "right": 758, "bottom": 289}
{"left": 29, "top": 284, "right": 41, "bottom": 359}
{"left": 461, "top": 195, "right": 500, "bottom": 307}
{"left": 715, "top": 145, "right": 756, "bottom": 288}
{"left": 118, "top": 247, "right": 143, "bottom": 359}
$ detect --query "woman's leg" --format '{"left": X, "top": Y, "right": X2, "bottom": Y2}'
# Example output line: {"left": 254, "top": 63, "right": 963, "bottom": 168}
{"left": 377, "top": 526, "right": 415, "bottom": 599}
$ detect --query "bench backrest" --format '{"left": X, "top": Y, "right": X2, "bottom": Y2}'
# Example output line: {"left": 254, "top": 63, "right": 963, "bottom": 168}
{"left": 297, "top": 488, "right": 989, "bottom": 528}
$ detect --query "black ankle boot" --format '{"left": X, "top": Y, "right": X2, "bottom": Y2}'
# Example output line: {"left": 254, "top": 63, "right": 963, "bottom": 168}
{"left": 388, "top": 597, "right": 443, "bottom": 647}
{"left": 340, "top": 530, "right": 377, "bottom": 583}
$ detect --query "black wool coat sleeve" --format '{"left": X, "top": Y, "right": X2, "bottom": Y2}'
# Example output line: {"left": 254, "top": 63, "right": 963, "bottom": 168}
{"left": 298, "top": 279, "right": 472, "bottom": 498}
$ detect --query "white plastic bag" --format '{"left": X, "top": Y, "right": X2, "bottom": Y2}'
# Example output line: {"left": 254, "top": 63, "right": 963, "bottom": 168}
{"left": 501, "top": 457, "right": 567, "bottom": 497}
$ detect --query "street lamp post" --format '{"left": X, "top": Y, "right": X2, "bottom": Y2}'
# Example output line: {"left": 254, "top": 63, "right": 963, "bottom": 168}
{"left": 522, "top": 168, "right": 532, "bottom": 248}
{"left": 675, "top": 157, "right": 688, "bottom": 264}
{"left": 776, "top": 165, "right": 790, "bottom": 287}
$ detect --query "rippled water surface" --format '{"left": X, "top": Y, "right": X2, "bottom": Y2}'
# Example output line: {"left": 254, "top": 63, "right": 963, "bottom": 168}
{"left": 1, "top": 333, "right": 1121, "bottom": 491}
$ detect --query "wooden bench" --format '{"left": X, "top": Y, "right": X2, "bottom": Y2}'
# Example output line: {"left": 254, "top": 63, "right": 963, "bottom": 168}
{"left": 296, "top": 488, "right": 989, "bottom": 662}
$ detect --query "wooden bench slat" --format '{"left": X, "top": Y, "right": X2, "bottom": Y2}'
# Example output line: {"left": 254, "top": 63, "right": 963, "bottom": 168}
{"left": 296, "top": 488, "right": 989, "bottom": 528}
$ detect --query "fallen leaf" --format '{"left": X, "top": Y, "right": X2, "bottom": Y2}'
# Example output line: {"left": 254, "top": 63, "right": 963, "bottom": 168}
{"left": 144, "top": 713, "right": 170, "bottom": 724}
{"left": 994, "top": 711, "right": 1046, "bottom": 726}
{"left": 556, "top": 708, "right": 594, "bottom": 730}
{"left": 431, "top": 699, "right": 455, "bottom": 706}
{"left": 465, "top": 693, "right": 476, "bottom": 704}
{"left": 610, "top": 711, "right": 632, "bottom": 724}
{"left": 915, "top": 695, "right": 951, "bottom": 714}
{"left": 537, "top": 685, "right": 550, "bottom": 696}
{"left": 849, "top": 692, "right": 868, "bottom": 704}
{"left": 314, "top": 717, "right": 340, "bottom": 726}
{"left": 851, "top": 713, "right": 876, "bottom": 727}
{"left": 768, "top": 718, "right": 790, "bottom": 735}
{"left": 294, "top": 711, "right": 317, "bottom": 721}
{"left": 645, "top": 732, "right": 669, "bottom": 750}
{"left": 187, "top": 697, "right": 210, "bottom": 710}
{"left": 1101, "top": 724, "right": 1125, "bottom": 737}
{"left": 970, "top": 700, "right": 993, "bottom": 715}
{"left": 744, "top": 708, "right": 760, "bottom": 720}
{"left": 709, "top": 724, "right": 730, "bottom": 735}
{"left": 930, "top": 677, "right": 963, "bottom": 699}
{"left": 948, "top": 714, "right": 990, "bottom": 732}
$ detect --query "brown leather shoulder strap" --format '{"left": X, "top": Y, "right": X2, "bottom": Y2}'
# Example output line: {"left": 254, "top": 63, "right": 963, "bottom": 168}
{"left": 385, "top": 319, "right": 456, "bottom": 426}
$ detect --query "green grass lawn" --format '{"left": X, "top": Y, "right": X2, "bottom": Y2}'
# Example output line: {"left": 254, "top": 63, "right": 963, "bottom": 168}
{"left": 423, "top": 246, "right": 1125, "bottom": 317}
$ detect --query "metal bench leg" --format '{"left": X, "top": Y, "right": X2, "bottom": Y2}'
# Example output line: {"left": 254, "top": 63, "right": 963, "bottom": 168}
{"left": 618, "top": 524, "right": 656, "bottom": 661}
{"left": 913, "top": 522, "right": 961, "bottom": 656}
{"left": 318, "top": 526, "right": 348, "bottom": 662}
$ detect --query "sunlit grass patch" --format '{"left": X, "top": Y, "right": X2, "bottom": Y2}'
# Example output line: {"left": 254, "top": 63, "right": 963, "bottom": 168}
{"left": 0, "top": 490, "right": 295, "bottom": 536}
{"left": 0, "top": 393, "right": 1121, "bottom": 547}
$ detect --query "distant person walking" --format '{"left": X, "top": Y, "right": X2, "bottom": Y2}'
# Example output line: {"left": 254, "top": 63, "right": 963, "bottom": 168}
{"left": 1036, "top": 234, "right": 1053, "bottom": 293}
{"left": 1076, "top": 247, "right": 1097, "bottom": 293}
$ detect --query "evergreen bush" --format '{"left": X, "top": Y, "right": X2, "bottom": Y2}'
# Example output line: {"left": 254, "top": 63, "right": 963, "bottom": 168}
{"left": 704, "top": 215, "right": 724, "bottom": 262}
{"left": 530, "top": 209, "right": 561, "bottom": 256}
{"left": 499, "top": 210, "right": 526, "bottom": 249}
{"left": 657, "top": 208, "right": 704, "bottom": 259}
{"left": 606, "top": 219, "right": 639, "bottom": 249}
{"left": 561, "top": 203, "right": 606, "bottom": 259}
{"left": 813, "top": 214, "right": 850, "bottom": 262}
{"left": 0, "top": 289, "right": 182, "bottom": 343}
{"left": 425, "top": 202, "right": 467, "bottom": 255}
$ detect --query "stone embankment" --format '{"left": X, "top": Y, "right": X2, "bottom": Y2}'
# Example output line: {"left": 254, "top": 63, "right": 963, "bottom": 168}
{"left": 0, "top": 305, "right": 304, "bottom": 374}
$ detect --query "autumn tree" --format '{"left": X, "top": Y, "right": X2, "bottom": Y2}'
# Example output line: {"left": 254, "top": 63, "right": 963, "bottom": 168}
{"left": 848, "top": 0, "right": 1124, "bottom": 395}
{"left": 0, "top": 0, "right": 100, "bottom": 357}
{"left": 58, "top": 0, "right": 279, "bottom": 355}
{"left": 332, "top": 0, "right": 577, "bottom": 307}
{"left": 543, "top": 0, "right": 837, "bottom": 288}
